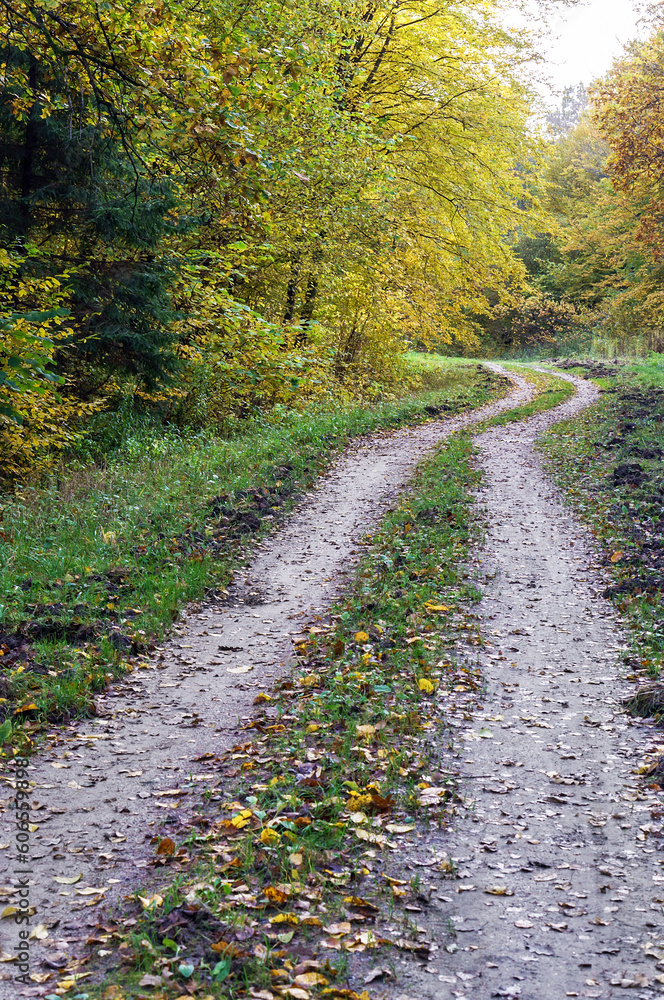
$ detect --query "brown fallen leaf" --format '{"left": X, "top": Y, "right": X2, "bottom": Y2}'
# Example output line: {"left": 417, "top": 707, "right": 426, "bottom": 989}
{"left": 294, "top": 972, "right": 329, "bottom": 987}
{"left": 156, "top": 837, "right": 175, "bottom": 856}
{"left": 323, "top": 921, "right": 351, "bottom": 936}
{"left": 138, "top": 973, "right": 163, "bottom": 987}
{"left": 343, "top": 896, "right": 379, "bottom": 913}
{"left": 211, "top": 939, "right": 246, "bottom": 958}
{"left": 264, "top": 885, "right": 289, "bottom": 905}
{"left": 364, "top": 967, "right": 394, "bottom": 984}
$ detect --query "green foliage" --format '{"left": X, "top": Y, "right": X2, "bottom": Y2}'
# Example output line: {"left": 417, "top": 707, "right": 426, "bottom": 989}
{"left": 0, "top": 0, "right": 548, "bottom": 480}
{"left": 520, "top": 24, "right": 664, "bottom": 357}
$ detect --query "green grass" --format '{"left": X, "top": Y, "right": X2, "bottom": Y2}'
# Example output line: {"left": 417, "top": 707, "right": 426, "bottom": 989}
{"left": 0, "top": 360, "right": 506, "bottom": 748}
{"left": 85, "top": 429, "right": 485, "bottom": 1000}
{"left": 539, "top": 354, "right": 664, "bottom": 683}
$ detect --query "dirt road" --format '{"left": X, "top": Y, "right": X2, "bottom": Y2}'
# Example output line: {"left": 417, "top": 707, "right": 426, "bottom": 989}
{"left": 0, "top": 370, "right": 535, "bottom": 998}
{"left": 388, "top": 375, "right": 664, "bottom": 1000}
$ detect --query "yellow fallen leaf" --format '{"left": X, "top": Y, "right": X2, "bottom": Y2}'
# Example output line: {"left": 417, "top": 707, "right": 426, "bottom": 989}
{"left": 300, "top": 674, "right": 321, "bottom": 687}
{"left": 264, "top": 885, "right": 289, "bottom": 905}
{"left": 425, "top": 604, "right": 449, "bottom": 612}
{"left": 28, "top": 924, "right": 49, "bottom": 940}
{"left": 289, "top": 852, "right": 303, "bottom": 866}
{"left": 231, "top": 808, "right": 253, "bottom": 829}
{"left": 76, "top": 886, "right": 108, "bottom": 896}
{"left": 137, "top": 893, "right": 163, "bottom": 909}
{"left": 356, "top": 724, "right": 375, "bottom": 737}
{"left": 294, "top": 972, "right": 330, "bottom": 987}
{"left": 282, "top": 989, "right": 310, "bottom": 1000}
{"left": 101, "top": 530, "right": 117, "bottom": 545}
{"left": 54, "top": 874, "right": 82, "bottom": 885}
{"left": 354, "top": 631, "right": 370, "bottom": 643}
{"left": 418, "top": 678, "right": 435, "bottom": 694}
{"left": 484, "top": 886, "right": 514, "bottom": 896}
{"left": 260, "top": 827, "right": 281, "bottom": 846}
{"left": 610, "top": 550, "right": 624, "bottom": 563}
{"left": 270, "top": 912, "right": 299, "bottom": 925}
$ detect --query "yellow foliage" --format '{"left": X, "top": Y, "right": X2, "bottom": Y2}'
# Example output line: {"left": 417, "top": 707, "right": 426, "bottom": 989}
{"left": 0, "top": 251, "right": 101, "bottom": 481}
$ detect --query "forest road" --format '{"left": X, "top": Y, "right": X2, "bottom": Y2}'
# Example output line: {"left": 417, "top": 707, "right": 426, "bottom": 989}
{"left": 387, "top": 372, "right": 664, "bottom": 1000}
{"left": 0, "top": 366, "right": 537, "bottom": 998}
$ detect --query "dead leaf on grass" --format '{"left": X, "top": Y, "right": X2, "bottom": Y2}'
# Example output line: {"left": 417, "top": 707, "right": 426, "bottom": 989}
{"left": 294, "top": 973, "right": 329, "bottom": 987}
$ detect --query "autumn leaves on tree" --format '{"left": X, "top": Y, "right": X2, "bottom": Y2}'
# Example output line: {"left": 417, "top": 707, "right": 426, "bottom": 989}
{"left": 533, "top": 21, "right": 664, "bottom": 355}
{"left": 0, "top": 0, "right": 546, "bottom": 476}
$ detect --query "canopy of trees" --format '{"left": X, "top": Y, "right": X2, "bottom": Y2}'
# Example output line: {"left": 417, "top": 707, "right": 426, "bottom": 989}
{"left": 0, "top": 0, "right": 566, "bottom": 476}
{"left": 514, "top": 17, "right": 664, "bottom": 357}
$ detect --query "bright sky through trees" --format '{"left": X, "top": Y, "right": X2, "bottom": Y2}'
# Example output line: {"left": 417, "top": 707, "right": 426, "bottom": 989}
{"left": 544, "top": 0, "right": 643, "bottom": 89}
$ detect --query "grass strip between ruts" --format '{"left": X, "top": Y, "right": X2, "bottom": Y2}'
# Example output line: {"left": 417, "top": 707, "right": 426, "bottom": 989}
{"left": 478, "top": 365, "right": 575, "bottom": 428}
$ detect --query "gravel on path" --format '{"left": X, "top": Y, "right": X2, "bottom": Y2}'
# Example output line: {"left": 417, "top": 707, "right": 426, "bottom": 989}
{"left": 0, "top": 369, "right": 535, "bottom": 997}
{"left": 387, "top": 374, "right": 664, "bottom": 1000}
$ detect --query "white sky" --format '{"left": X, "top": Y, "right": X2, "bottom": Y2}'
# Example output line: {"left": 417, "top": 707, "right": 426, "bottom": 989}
{"left": 543, "top": 0, "right": 644, "bottom": 91}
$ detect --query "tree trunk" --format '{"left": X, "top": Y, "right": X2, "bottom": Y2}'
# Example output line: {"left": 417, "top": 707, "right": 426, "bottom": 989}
{"left": 20, "top": 58, "right": 38, "bottom": 231}
{"left": 283, "top": 252, "right": 301, "bottom": 322}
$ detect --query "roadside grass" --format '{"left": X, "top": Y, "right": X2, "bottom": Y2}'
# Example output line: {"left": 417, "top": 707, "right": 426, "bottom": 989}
{"left": 85, "top": 432, "right": 485, "bottom": 1000}
{"left": 0, "top": 361, "right": 508, "bottom": 749}
{"left": 539, "top": 355, "right": 664, "bottom": 686}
